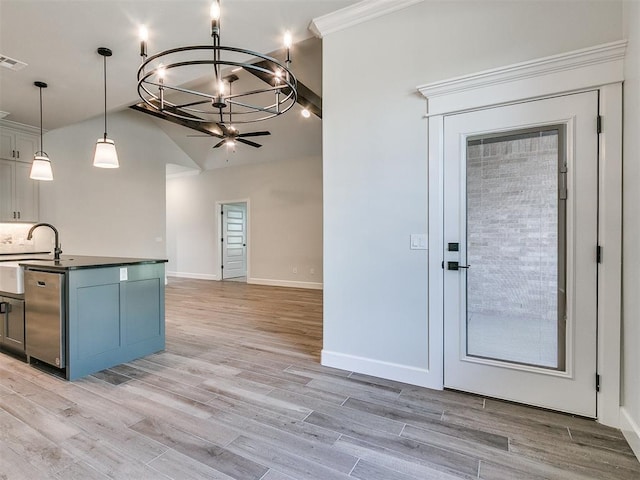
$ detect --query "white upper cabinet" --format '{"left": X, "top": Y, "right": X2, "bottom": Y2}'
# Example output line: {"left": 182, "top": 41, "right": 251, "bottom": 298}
{"left": 0, "top": 159, "right": 39, "bottom": 222}
{"left": 13, "top": 161, "right": 39, "bottom": 222}
{"left": 0, "top": 160, "right": 13, "bottom": 221}
{"left": 0, "top": 125, "right": 38, "bottom": 162}
{"left": 0, "top": 123, "right": 40, "bottom": 223}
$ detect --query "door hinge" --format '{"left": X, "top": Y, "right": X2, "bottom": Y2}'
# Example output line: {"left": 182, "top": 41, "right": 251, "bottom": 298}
{"left": 221, "top": 265, "right": 224, "bottom": 269}
{"left": 596, "top": 373, "right": 601, "bottom": 392}
{"left": 559, "top": 162, "right": 567, "bottom": 200}
{"left": 597, "top": 116, "right": 602, "bottom": 134}
{"left": 441, "top": 261, "right": 444, "bottom": 270}
{"left": 221, "top": 237, "right": 224, "bottom": 243}
{"left": 596, "top": 245, "right": 603, "bottom": 263}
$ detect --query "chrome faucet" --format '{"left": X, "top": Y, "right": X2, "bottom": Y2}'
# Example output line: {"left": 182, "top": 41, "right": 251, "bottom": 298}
{"left": 27, "top": 223, "right": 62, "bottom": 260}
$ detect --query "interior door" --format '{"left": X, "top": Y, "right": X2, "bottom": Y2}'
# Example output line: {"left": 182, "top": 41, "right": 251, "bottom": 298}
{"left": 443, "top": 91, "right": 598, "bottom": 417}
{"left": 222, "top": 203, "right": 247, "bottom": 279}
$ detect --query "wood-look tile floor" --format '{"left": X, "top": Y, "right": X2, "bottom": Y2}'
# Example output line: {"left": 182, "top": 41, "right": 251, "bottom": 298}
{"left": 0, "top": 277, "right": 638, "bottom": 479}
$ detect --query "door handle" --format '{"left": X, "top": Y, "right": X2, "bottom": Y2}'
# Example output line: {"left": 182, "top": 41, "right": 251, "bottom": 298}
{"left": 447, "top": 261, "right": 470, "bottom": 271}
{"left": 0, "top": 302, "right": 10, "bottom": 314}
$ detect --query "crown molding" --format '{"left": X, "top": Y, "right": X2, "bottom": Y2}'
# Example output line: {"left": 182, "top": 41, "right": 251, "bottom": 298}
{"left": 0, "top": 119, "right": 42, "bottom": 135}
{"left": 309, "top": 0, "right": 424, "bottom": 38}
{"left": 417, "top": 40, "right": 627, "bottom": 114}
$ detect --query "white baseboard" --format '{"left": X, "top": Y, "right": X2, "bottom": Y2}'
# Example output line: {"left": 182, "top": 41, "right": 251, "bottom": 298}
{"left": 248, "top": 277, "right": 323, "bottom": 290}
{"left": 620, "top": 407, "right": 640, "bottom": 461}
{"left": 167, "top": 271, "right": 218, "bottom": 281}
{"left": 321, "top": 350, "right": 442, "bottom": 389}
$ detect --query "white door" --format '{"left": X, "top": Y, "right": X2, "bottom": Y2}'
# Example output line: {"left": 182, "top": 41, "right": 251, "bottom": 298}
{"left": 222, "top": 203, "right": 247, "bottom": 279}
{"left": 443, "top": 91, "right": 598, "bottom": 417}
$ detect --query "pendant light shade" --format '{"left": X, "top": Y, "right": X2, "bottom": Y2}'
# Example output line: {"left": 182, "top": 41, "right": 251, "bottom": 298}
{"left": 30, "top": 81, "right": 53, "bottom": 181}
{"left": 93, "top": 138, "right": 119, "bottom": 168}
{"left": 94, "top": 47, "right": 119, "bottom": 168}
{"left": 31, "top": 155, "right": 53, "bottom": 181}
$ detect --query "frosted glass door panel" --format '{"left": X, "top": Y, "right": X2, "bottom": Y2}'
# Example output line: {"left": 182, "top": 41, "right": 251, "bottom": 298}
{"left": 465, "top": 128, "right": 565, "bottom": 370}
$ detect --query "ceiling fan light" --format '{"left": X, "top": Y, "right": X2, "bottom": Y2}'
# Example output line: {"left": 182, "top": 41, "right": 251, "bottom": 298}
{"left": 93, "top": 138, "right": 119, "bottom": 168}
{"left": 30, "top": 154, "right": 53, "bottom": 181}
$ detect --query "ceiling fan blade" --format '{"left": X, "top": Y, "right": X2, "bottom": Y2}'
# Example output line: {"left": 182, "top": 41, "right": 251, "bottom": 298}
{"left": 238, "top": 131, "right": 271, "bottom": 138}
{"left": 212, "top": 140, "right": 226, "bottom": 149}
{"left": 237, "top": 138, "right": 262, "bottom": 148}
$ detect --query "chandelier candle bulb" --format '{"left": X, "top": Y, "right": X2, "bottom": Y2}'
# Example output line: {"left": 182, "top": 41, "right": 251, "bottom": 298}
{"left": 157, "top": 65, "right": 166, "bottom": 110}
{"left": 284, "top": 30, "right": 292, "bottom": 63}
{"left": 210, "top": 1, "right": 220, "bottom": 35}
{"left": 159, "top": 77, "right": 164, "bottom": 111}
{"left": 139, "top": 25, "right": 148, "bottom": 57}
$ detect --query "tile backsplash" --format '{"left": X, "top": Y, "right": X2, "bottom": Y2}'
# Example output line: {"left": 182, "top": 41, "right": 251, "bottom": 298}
{"left": 0, "top": 223, "right": 50, "bottom": 254}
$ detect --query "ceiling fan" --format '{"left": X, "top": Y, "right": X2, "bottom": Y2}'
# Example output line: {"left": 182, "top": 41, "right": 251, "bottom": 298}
{"left": 186, "top": 74, "right": 271, "bottom": 148}
{"left": 205, "top": 124, "right": 271, "bottom": 149}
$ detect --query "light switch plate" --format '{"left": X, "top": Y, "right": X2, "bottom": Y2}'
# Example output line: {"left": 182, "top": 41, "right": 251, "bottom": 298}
{"left": 120, "top": 267, "right": 128, "bottom": 281}
{"left": 410, "top": 234, "right": 428, "bottom": 250}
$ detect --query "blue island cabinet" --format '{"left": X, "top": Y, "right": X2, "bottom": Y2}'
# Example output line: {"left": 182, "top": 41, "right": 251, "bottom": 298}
{"left": 66, "top": 263, "right": 165, "bottom": 380}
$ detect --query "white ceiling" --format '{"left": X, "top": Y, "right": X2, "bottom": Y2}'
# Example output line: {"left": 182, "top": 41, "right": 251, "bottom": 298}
{"left": 0, "top": 0, "right": 354, "bottom": 169}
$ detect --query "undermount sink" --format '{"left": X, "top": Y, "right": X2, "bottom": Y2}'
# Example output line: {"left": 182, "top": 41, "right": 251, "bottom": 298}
{"left": 0, "top": 262, "right": 24, "bottom": 294}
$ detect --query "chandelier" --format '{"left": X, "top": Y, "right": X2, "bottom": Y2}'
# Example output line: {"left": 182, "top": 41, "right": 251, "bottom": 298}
{"left": 136, "top": 0, "right": 298, "bottom": 125}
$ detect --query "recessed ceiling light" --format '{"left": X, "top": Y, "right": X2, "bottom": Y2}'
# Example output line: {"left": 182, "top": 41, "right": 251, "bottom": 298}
{"left": 0, "top": 54, "right": 27, "bottom": 71}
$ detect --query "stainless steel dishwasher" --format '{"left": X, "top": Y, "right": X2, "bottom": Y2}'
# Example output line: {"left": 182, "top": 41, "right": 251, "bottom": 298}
{"left": 24, "top": 270, "right": 66, "bottom": 368}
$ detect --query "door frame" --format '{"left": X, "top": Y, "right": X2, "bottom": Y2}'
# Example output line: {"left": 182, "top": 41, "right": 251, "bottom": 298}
{"left": 216, "top": 198, "right": 250, "bottom": 282}
{"left": 418, "top": 40, "right": 625, "bottom": 427}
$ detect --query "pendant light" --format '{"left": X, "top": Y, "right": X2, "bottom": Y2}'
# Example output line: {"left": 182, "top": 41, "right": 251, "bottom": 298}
{"left": 30, "top": 81, "right": 53, "bottom": 181}
{"left": 93, "top": 47, "right": 119, "bottom": 168}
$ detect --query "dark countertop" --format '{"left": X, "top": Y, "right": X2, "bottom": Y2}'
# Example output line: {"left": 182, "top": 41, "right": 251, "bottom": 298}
{"left": 19, "top": 255, "right": 167, "bottom": 272}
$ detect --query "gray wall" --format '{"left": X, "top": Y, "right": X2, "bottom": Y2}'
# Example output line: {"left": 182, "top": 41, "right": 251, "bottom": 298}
{"left": 622, "top": 0, "right": 640, "bottom": 450}
{"left": 322, "top": 1, "right": 622, "bottom": 378}
{"left": 37, "top": 109, "right": 188, "bottom": 258}
{"left": 166, "top": 155, "right": 323, "bottom": 288}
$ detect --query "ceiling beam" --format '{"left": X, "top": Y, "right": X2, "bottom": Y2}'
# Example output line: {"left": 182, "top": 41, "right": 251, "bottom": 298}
{"left": 245, "top": 60, "right": 322, "bottom": 119}
{"left": 129, "top": 102, "right": 223, "bottom": 137}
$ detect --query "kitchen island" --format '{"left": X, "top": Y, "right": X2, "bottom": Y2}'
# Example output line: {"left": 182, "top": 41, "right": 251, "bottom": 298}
{"left": 20, "top": 256, "right": 166, "bottom": 380}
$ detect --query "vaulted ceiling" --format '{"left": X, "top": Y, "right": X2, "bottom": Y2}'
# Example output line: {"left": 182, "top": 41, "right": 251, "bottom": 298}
{"left": 0, "top": 0, "right": 355, "bottom": 169}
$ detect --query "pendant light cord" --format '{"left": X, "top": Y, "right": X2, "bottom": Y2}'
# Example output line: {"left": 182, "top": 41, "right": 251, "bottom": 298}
{"left": 103, "top": 54, "right": 107, "bottom": 141}
{"left": 39, "top": 85, "right": 44, "bottom": 152}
